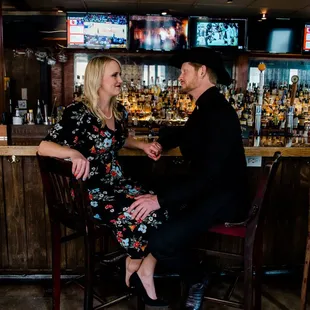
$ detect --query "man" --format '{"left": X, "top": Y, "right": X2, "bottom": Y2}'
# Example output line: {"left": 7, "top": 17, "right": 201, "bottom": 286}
{"left": 128, "top": 47, "right": 248, "bottom": 309}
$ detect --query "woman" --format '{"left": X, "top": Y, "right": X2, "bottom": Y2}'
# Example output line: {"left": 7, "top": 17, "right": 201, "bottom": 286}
{"left": 38, "top": 55, "right": 168, "bottom": 306}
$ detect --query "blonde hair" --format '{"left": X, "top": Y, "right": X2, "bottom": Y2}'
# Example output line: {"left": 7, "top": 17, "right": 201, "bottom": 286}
{"left": 189, "top": 62, "right": 218, "bottom": 85}
{"left": 83, "top": 55, "right": 122, "bottom": 127}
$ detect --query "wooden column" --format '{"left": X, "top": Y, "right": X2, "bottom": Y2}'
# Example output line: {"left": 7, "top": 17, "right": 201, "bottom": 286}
{"left": 234, "top": 53, "right": 249, "bottom": 91}
{"left": 0, "top": 0, "right": 5, "bottom": 118}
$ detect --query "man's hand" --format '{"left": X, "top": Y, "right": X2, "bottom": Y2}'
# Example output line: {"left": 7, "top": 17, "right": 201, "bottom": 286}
{"left": 70, "top": 149, "right": 90, "bottom": 181}
{"left": 127, "top": 194, "right": 161, "bottom": 221}
{"left": 142, "top": 142, "right": 162, "bottom": 161}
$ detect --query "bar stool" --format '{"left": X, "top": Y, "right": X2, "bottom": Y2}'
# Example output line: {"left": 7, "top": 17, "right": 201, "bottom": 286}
{"left": 193, "top": 152, "right": 281, "bottom": 310}
{"left": 37, "top": 154, "right": 135, "bottom": 310}
{"left": 301, "top": 187, "right": 310, "bottom": 310}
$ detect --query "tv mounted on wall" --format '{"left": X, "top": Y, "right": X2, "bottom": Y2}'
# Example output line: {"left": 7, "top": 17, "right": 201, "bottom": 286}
{"left": 248, "top": 19, "right": 302, "bottom": 54}
{"left": 189, "top": 17, "right": 247, "bottom": 51}
{"left": 129, "top": 15, "right": 188, "bottom": 51}
{"left": 303, "top": 23, "right": 310, "bottom": 53}
{"left": 67, "top": 12, "right": 128, "bottom": 49}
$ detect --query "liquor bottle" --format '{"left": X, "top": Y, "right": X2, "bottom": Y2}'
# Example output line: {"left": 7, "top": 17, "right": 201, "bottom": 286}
{"left": 36, "top": 99, "right": 43, "bottom": 125}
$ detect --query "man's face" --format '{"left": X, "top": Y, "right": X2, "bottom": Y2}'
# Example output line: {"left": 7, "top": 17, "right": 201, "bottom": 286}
{"left": 178, "top": 62, "right": 200, "bottom": 94}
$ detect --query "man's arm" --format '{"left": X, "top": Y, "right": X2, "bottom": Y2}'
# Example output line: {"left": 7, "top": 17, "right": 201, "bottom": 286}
{"left": 157, "top": 126, "right": 184, "bottom": 150}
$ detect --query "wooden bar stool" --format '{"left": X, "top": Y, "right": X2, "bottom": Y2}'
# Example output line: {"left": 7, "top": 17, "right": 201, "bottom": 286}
{"left": 301, "top": 187, "right": 310, "bottom": 310}
{"left": 193, "top": 152, "right": 281, "bottom": 310}
{"left": 37, "top": 155, "right": 135, "bottom": 310}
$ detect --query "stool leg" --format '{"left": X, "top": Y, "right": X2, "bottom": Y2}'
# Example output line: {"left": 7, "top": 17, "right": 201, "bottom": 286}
{"left": 137, "top": 295, "right": 145, "bottom": 310}
{"left": 301, "top": 234, "right": 310, "bottom": 310}
{"left": 84, "top": 231, "right": 95, "bottom": 310}
{"left": 52, "top": 222, "right": 61, "bottom": 310}
{"left": 244, "top": 243, "right": 254, "bottom": 310}
{"left": 254, "top": 238, "right": 263, "bottom": 310}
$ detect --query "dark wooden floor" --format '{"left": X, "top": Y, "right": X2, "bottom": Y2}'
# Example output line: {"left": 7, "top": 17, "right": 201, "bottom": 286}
{"left": 0, "top": 274, "right": 309, "bottom": 309}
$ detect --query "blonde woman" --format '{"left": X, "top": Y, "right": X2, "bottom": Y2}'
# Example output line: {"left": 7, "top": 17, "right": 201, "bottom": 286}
{"left": 38, "top": 55, "right": 168, "bottom": 306}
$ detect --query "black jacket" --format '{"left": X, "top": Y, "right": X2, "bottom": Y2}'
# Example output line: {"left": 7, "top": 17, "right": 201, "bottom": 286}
{"left": 157, "top": 86, "right": 248, "bottom": 211}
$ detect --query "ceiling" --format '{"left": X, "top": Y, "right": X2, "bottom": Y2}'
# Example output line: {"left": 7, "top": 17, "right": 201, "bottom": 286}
{"left": 2, "top": 0, "right": 310, "bottom": 19}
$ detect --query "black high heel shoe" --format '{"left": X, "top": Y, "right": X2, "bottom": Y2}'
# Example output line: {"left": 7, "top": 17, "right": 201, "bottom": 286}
{"left": 129, "top": 272, "right": 169, "bottom": 307}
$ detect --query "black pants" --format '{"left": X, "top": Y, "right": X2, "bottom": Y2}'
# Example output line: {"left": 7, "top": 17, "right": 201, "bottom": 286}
{"left": 147, "top": 190, "right": 246, "bottom": 283}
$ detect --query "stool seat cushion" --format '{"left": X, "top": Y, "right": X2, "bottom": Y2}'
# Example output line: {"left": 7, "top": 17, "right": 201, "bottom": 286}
{"left": 208, "top": 224, "right": 246, "bottom": 238}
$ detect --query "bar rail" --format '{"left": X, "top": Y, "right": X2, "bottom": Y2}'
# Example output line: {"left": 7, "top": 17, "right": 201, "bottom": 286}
{"left": 1, "top": 146, "right": 310, "bottom": 157}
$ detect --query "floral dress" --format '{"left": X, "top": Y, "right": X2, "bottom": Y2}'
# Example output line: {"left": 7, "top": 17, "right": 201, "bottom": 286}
{"left": 44, "top": 102, "right": 168, "bottom": 258}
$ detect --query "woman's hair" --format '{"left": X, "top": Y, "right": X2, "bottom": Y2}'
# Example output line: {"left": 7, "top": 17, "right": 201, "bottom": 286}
{"left": 83, "top": 55, "right": 122, "bottom": 126}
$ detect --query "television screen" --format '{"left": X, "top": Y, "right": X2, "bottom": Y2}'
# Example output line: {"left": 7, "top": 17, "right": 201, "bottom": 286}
{"left": 67, "top": 12, "right": 128, "bottom": 49}
{"left": 189, "top": 17, "right": 247, "bottom": 50}
{"left": 248, "top": 19, "right": 302, "bottom": 54}
{"left": 303, "top": 23, "right": 310, "bottom": 52}
{"left": 129, "top": 15, "right": 188, "bottom": 51}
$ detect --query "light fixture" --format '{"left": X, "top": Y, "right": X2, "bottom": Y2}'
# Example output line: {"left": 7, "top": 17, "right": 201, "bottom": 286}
{"left": 161, "top": 10, "right": 168, "bottom": 16}
{"left": 56, "top": 6, "right": 64, "bottom": 13}
{"left": 227, "top": 0, "right": 233, "bottom": 3}
{"left": 261, "top": 13, "right": 267, "bottom": 20}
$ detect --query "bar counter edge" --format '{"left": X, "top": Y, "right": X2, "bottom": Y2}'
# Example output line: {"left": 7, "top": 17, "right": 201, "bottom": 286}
{"left": 1, "top": 146, "right": 310, "bottom": 157}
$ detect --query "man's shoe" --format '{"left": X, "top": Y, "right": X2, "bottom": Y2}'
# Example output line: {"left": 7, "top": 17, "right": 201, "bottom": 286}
{"left": 184, "top": 282, "right": 206, "bottom": 310}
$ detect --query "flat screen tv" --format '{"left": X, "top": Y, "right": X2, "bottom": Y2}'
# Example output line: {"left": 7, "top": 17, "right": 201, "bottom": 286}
{"left": 248, "top": 19, "right": 302, "bottom": 54}
{"left": 129, "top": 15, "right": 188, "bottom": 51}
{"left": 189, "top": 17, "right": 247, "bottom": 51}
{"left": 303, "top": 23, "right": 310, "bottom": 53}
{"left": 67, "top": 12, "right": 128, "bottom": 49}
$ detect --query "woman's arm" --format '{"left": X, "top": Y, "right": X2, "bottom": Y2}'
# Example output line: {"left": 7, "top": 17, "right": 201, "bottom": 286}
{"left": 123, "top": 136, "right": 146, "bottom": 150}
{"left": 38, "top": 141, "right": 90, "bottom": 180}
{"left": 123, "top": 137, "right": 162, "bottom": 161}
{"left": 38, "top": 140, "right": 76, "bottom": 159}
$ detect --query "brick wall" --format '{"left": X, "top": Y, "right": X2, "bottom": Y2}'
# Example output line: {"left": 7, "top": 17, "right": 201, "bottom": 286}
{"left": 51, "top": 53, "right": 74, "bottom": 108}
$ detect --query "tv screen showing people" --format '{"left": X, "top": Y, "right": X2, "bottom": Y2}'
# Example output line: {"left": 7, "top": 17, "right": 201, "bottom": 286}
{"left": 129, "top": 15, "right": 188, "bottom": 51}
{"left": 67, "top": 12, "right": 128, "bottom": 49}
{"left": 190, "top": 17, "right": 247, "bottom": 50}
{"left": 196, "top": 22, "right": 239, "bottom": 47}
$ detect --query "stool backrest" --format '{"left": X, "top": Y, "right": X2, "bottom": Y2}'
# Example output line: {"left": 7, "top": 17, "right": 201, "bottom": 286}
{"left": 246, "top": 151, "right": 281, "bottom": 239}
{"left": 37, "top": 154, "right": 93, "bottom": 230}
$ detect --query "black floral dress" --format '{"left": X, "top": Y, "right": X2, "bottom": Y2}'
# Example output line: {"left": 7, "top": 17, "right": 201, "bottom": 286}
{"left": 44, "top": 102, "right": 168, "bottom": 258}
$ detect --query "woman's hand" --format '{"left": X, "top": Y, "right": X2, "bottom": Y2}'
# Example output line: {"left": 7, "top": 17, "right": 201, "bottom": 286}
{"left": 70, "top": 149, "right": 90, "bottom": 181}
{"left": 142, "top": 142, "right": 162, "bottom": 161}
{"left": 127, "top": 194, "right": 161, "bottom": 221}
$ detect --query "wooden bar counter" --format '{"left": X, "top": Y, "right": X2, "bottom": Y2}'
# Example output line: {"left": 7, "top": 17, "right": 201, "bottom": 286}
{"left": 0, "top": 144, "right": 309, "bottom": 274}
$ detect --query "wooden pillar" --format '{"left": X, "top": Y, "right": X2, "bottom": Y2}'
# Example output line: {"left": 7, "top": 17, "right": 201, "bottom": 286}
{"left": 234, "top": 53, "right": 249, "bottom": 91}
{"left": 0, "top": 0, "right": 5, "bottom": 118}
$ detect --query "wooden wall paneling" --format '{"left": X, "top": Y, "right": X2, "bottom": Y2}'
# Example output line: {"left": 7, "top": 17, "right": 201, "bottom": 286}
{"left": 44, "top": 194, "right": 52, "bottom": 270}
{"left": 291, "top": 159, "right": 309, "bottom": 264}
{"left": 3, "top": 157, "right": 27, "bottom": 269}
{"left": 63, "top": 54, "right": 74, "bottom": 107}
{"left": 23, "top": 157, "right": 47, "bottom": 269}
{"left": 0, "top": 0, "right": 5, "bottom": 117}
{"left": 234, "top": 54, "right": 249, "bottom": 91}
{"left": 0, "top": 157, "right": 8, "bottom": 268}
{"left": 65, "top": 228, "right": 81, "bottom": 271}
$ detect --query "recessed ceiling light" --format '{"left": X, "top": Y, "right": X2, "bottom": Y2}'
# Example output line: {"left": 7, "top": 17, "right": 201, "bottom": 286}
{"left": 227, "top": 0, "right": 233, "bottom": 3}
{"left": 161, "top": 10, "right": 167, "bottom": 15}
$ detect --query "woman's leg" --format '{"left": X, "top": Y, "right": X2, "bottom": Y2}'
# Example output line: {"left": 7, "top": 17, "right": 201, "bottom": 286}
{"left": 125, "top": 257, "right": 142, "bottom": 287}
{"left": 135, "top": 253, "right": 158, "bottom": 299}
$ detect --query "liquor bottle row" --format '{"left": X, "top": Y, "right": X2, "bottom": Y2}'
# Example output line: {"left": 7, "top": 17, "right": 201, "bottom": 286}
{"left": 1, "top": 99, "right": 64, "bottom": 126}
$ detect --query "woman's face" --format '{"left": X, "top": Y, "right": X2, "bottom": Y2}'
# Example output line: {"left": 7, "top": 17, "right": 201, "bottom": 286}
{"left": 99, "top": 60, "right": 123, "bottom": 98}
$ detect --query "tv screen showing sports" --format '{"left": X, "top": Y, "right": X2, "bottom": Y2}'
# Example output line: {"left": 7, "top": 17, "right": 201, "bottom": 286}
{"left": 190, "top": 17, "right": 247, "bottom": 50}
{"left": 303, "top": 23, "right": 310, "bottom": 52}
{"left": 129, "top": 15, "right": 188, "bottom": 51}
{"left": 67, "top": 12, "right": 128, "bottom": 49}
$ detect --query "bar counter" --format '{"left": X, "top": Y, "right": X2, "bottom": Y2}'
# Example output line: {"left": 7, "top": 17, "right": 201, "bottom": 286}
{"left": 1, "top": 145, "right": 310, "bottom": 157}
{"left": 0, "top": 143, "right": 309, "bottom": 274}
